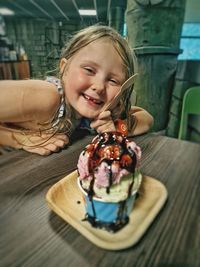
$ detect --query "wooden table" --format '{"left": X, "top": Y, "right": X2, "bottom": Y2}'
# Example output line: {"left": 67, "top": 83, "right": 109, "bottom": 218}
{"left": 0, "top": 133, "right": 200, "bottom": 267}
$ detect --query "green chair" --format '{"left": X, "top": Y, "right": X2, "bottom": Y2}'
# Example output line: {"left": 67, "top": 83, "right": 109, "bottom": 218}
{"left": 178, "top": 86, "right": 200, "bottom": 140}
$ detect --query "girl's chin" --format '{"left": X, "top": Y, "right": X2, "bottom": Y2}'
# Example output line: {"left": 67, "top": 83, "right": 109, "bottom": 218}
{"left": 78, "top": 108, "right": 100, "bottom": 119}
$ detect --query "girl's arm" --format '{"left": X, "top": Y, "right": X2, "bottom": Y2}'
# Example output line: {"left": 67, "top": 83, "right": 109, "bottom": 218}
{"left": 129, "top": 106, "right": 154, "bottom": 135}
{"left": 0, "top": 80, "right": 69, "bottom": 155}
{"left": 0, "top": 125, "right": 69, "bottom": 155}
{"left": 0, "top": 125, "right": 21, "bottom": 148}
{"left": 0, "top": 80, "right": 60, "bottom": 123}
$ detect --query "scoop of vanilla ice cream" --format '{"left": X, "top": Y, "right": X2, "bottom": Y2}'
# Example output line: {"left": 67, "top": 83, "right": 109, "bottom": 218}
{"left": 81, "top": 170, "right": 142, "bottom": 202}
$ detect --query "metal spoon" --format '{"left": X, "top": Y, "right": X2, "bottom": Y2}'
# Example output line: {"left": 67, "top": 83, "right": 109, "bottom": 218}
{"left": 101, "top": 73, "right": 138, "bottom": 112}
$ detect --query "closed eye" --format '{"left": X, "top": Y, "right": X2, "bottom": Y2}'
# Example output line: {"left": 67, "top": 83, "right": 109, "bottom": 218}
{"left": 109, "top": 79, "right": 120, "bottom": 85}
{"left": 83, "top": 67, "right": 95, "bottom": 74}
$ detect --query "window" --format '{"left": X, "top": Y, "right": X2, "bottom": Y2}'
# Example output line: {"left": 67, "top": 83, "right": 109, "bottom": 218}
{"left": 123, "top": 23, "right": 127, "bottom": 37}
{"left": 178, "top": 23, "right": 200, "bottom": 60}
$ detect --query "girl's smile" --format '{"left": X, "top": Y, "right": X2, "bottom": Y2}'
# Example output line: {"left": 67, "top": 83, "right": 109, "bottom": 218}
{"left": 60, "top": 38, "right": 126, "bottom": 119}
{"left": 82, "top": 93, "right": 104, "bottom": 106}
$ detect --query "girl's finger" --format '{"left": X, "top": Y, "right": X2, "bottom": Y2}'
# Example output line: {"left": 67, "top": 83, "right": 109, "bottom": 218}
{"left": 37, "top": 132, "right": 68, "bottom": 141}
{"left": 36, "top": 133, "right": 69, "bottom": 146}
{"left": 98, "top": 110, "right": 111, "bottom": 119}
{"left": 23, "top": 146, "right": 51, "bottom": 156}
{"left": 53, "top": 139, "right": 66, "bottom": 148}
{"left": 43, "top": 143, "right": 60, "bottom": 152}
{"left": 90, "top": 119, "right": 105, "bottom": 129}
{"left": 54, "top": 133, "right": 69, "bottom": 143}
{"left": 96, "top": 123, "right": 116, "bottom": 133}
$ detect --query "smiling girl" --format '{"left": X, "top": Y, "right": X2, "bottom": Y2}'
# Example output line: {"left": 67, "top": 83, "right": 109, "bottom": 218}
{"left": 0, "top": 25, "right": 153, "bottom": 155}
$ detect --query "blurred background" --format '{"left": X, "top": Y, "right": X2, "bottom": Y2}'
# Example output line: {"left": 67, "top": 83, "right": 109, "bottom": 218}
{"left": 0, "top": 0, "right": 200, "bottom": 141}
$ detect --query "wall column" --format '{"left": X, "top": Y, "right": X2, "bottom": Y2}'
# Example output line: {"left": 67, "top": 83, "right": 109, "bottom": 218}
{"left": 126, "top": 0, "right": 186, "bottom": 131}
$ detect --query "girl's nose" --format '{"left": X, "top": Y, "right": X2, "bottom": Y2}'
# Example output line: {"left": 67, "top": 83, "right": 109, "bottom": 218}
{"left": 92, "top": 78, "right": 106, "bottom": 94}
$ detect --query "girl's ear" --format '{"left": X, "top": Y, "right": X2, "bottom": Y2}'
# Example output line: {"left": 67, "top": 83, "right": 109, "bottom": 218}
{"left": 60, "top": 58, "right": 67, "bottom": 75}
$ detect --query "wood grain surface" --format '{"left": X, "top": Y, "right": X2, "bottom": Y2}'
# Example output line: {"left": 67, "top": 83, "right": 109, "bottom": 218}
{"left": 0, "top": 133, "right": 200, "bottom": 267}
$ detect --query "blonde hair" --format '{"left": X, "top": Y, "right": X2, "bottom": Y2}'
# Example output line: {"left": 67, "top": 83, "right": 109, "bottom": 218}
{"left": 11, "top": 25, "right": 137, "bottom": 148}
{"left": 60, "top": 25, "right": 137, "bottom": 128}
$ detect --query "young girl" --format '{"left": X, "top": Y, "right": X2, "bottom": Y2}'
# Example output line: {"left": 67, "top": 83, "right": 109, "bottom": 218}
{"left": 0, "top": 25, "right": 153, "bottom": 156}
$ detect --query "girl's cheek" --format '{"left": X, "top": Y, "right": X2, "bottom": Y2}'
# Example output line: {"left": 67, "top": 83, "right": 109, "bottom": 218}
{"left": 77, "top": 75, "right": 91, "bottom": 88}
{"left": 108, "top": 86, "right": 120, "bottom": 99}
{"left": 66, "top": 72, "right": 88, "bottom": 89}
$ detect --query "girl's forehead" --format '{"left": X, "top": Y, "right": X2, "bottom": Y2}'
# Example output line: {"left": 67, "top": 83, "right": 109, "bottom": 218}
{"left": 72, "top": 38, "right": 123, "bottom": 64}
{"left": 79, "top": 38, "right": 116, "bottom": 53}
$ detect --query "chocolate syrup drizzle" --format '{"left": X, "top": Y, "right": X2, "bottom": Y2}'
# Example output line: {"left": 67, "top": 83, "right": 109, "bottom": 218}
{"left": 81, "top": 132, "right": 137, "bottom": 233}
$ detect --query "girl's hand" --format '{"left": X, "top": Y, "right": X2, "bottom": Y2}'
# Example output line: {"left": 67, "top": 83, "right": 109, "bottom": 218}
{"left": 15, "top": 132, "right": 69, "bottom": 156}
{"left": 90, "top": 110, "right": 116, "bottom": 133}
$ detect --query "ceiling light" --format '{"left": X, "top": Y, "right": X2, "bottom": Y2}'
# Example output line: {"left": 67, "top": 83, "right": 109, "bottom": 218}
{"left": 78, "top": 9, "right": 96, "bottom": 16}
{"left": 0, "top": 8, "right": 14, "bottom": 15}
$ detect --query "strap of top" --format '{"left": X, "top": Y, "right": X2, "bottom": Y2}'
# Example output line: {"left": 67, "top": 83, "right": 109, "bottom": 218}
{"left": 46, "top": 76, "right": 97, "bottom": 135}
{"left": 46, "top": 76, "right": 73, "bottom": 134}
{"left": 46, "top": 76, "right": 65, "bottom": 123}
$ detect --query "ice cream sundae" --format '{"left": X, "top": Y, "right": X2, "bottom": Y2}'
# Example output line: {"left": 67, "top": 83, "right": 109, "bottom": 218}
{"left": 77, "top": 131, "right": 142, "bottom": 232}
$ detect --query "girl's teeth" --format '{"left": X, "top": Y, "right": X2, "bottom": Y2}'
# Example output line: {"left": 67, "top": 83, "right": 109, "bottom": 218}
{"left": 93, "top": 99, "right": 101, "bottom": 104}
{"left": 84, "top": 94, "right": 102, "bottom": 104}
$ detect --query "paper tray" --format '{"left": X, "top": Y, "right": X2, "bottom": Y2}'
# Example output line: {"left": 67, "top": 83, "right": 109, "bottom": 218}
{"left": 46, "top": 170, "right": 167, "bottom": 250}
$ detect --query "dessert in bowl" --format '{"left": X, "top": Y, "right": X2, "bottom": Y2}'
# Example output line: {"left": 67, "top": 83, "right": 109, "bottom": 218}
{"left": 77, "top": 131, "right": 142, "bottom": 232}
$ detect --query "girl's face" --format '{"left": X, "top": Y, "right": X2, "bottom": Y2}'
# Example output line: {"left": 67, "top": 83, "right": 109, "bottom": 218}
{"left": 60, "top": 38, "right": 126, "bottom": 119}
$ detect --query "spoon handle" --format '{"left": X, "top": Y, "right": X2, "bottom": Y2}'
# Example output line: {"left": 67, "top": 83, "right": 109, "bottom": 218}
{"left": 101, "top": 73, "right": 138, "bottom": 112}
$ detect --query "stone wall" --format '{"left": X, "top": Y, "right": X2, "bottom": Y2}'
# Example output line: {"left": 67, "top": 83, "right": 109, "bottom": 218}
{"left": 4, "top": 17, "right": 79, "bottom": 78}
